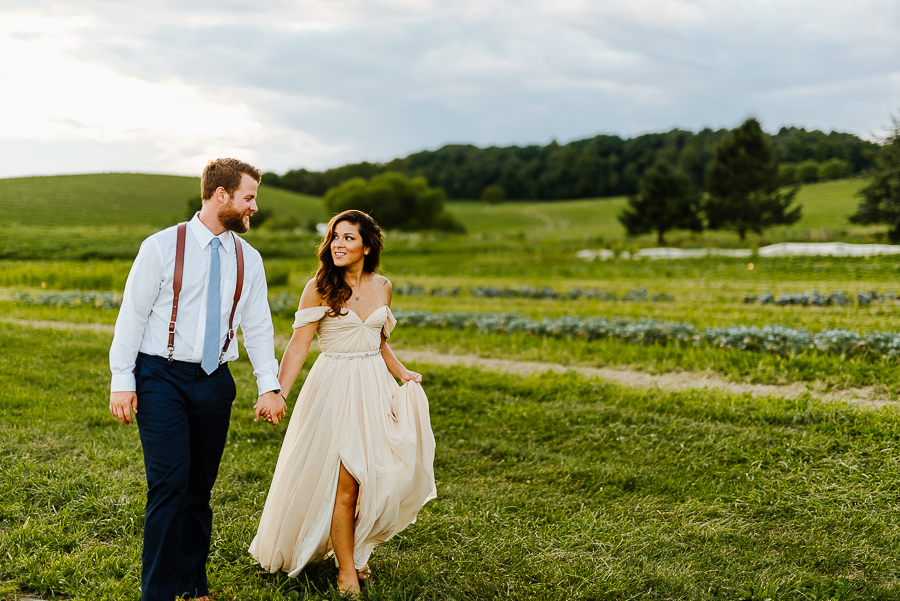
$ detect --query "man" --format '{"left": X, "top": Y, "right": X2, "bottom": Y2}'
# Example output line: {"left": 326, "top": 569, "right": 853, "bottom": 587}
{"left": 109, "top": 158, "right": 287, "bottom": 600}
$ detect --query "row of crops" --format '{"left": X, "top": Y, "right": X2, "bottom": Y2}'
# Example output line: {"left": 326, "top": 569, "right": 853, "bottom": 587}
{"left": 394, "top": 285, "right": 674, "bottom": 301}
{"left": 390, "top": 309, "right": 900, "bottom": 359}
{"left": 743, "top": 290, "right": 897, "bottom": 307}
{"left": 15, "top": 291, "right": 900, "bottom": 359}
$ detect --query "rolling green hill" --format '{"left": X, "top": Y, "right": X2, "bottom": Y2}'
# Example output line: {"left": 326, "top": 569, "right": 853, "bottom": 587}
{"left": 445, "top": 178, "right": 871, "bottom": 244}
{"left": 0, "top": 174, "right": 874, "bottom": 261}
{"left": 0, "top": 173, "right": 325, "bottom": 228}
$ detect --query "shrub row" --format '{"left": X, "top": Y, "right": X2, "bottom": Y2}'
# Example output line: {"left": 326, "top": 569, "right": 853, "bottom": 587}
{"left": 13, "top": 291, "right": 122, "bottom": 309}
{"left": 391, "top": 309, "right": 900, "bottom": 359}
{"left": 17, "top": 292, "right": 900, "bottom": 359}
{"left": 743, "top": 290, "right": 897, "bottom": 307}
{"left": 394, "top": 285, "right": 674, "bottom": 302}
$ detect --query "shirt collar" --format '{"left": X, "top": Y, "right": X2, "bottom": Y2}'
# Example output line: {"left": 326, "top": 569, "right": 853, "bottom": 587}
{"left": 188, "top": 213, "right": 234, "bottom": 254}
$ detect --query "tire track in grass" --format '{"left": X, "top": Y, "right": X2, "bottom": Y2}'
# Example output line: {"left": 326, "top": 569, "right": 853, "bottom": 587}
{"left": 394, "top": 349, "right": 891, "bottom": 407}
{"left": 1, "top": 317, "right": 890, "bottom": 406}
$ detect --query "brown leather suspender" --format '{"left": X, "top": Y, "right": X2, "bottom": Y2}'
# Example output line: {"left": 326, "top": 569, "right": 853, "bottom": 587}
{"left": 167, "top": 223, "right": 187, "bottom": 360}
{"left": 167, "top": 222, "right": 245, "bottom": 364}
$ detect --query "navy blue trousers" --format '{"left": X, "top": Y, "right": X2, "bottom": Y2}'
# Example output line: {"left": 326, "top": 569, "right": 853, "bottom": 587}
{"left": 134, "top": 352, "right": 236, "bottom": 601}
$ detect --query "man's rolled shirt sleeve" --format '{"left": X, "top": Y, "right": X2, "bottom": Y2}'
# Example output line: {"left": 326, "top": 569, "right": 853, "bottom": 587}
{"left": 240, "top": 254, "right": 281, "bottom": 396}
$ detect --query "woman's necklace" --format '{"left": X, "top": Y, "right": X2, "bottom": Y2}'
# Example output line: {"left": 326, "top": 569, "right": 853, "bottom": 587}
{"left": 350, "top": 278, "right": 362, "bottom": 301}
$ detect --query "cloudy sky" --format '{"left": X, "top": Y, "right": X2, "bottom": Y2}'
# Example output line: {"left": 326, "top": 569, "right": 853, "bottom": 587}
{"left": 1, "top": 0, "right": 898, "bottom": 178}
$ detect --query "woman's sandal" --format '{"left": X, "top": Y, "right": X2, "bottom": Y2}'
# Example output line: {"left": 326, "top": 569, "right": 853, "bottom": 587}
{"left": 337, "top": 576, "right": 361, "bottom": 599}
{"left": 357, "top": 564, "right": 373, "bottom": 581}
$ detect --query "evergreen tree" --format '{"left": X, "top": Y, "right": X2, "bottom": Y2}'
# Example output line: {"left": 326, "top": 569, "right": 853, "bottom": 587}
{"left": 705, "top": 118, "right": 802, "bottom": 241}
{"left": 850, "top": 115, "right": 900, "bottom": 241}
{"left": 618, "top": 160, "right": 702, "bottom": 245}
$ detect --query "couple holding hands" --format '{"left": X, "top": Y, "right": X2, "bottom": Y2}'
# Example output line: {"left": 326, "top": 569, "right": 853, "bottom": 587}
{"left": 109, "top": 158, "right": 436, "bottom": 600}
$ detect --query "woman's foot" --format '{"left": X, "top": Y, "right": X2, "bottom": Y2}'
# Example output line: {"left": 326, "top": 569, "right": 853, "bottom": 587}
{"left": 357, "top": 564, "right": 373, "bottom": 581}
{"left": 337, "top": 571, "right": 361, "bottom": 598}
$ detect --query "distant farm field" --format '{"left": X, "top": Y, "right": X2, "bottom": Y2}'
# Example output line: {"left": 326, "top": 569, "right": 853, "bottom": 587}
{"left": 0, "top": 173, "right": 325, "bottom": 228}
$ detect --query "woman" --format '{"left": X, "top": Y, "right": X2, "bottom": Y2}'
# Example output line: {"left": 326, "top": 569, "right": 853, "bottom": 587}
{"left": 249, "top": 210, "right": 437, "bottom": 597}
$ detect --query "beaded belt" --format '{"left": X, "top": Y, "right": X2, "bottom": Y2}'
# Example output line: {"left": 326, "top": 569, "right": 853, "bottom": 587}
{"left": 321, "top": 349, "right": 382, "bottom": 361}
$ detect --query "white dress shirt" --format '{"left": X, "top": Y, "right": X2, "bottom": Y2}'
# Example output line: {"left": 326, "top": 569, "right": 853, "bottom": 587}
{"left": 110, "top": 214, "right": 280, "bottom": 396}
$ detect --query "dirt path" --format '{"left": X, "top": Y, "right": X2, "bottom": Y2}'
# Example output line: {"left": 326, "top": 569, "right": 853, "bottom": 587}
{"left": 394, "top": 350, "right": 890, "bottom": 407}
{"left": 2, "top": 317, "right": 890, "bottom": 406}
{"left": 522, "top": 208, "right": 565, "bottom": 231}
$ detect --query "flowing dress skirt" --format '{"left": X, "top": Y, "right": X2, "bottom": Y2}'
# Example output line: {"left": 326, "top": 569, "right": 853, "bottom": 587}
{"left": 249, "top": 349, "right": 436, "bottom": 575}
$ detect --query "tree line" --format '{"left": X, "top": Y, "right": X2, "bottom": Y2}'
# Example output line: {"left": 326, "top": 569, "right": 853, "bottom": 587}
{"left": 622, "top": 114, "right": 900, "bottom": 244}
{"left": 621, "top": 118, "right": 802, "bottom": 243}
{"left": 263, "top": 125, "right": 878, "bottom": 201}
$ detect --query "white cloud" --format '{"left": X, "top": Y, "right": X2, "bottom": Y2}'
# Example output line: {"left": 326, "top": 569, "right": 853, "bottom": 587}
{"left": 0, "top": 0, "right": 899, "bottom": 178}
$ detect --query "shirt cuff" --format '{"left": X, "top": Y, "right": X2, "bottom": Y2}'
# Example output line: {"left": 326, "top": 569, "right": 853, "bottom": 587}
{"left": 256, "top": 375, "right": 281, "bottom": 397}
{"left": 111, "top": 373, "right": 136, "bottom": 393}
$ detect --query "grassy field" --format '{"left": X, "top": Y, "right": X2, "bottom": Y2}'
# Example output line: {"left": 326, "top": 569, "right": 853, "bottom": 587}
{"left": 0, "top": 173, "right": 325, "bottom": 228}
{"left": 4, "top": 323, "right": 900, "bottom": 600}
{"left": 4, "top": 172, "right": 900, "bottom": 599}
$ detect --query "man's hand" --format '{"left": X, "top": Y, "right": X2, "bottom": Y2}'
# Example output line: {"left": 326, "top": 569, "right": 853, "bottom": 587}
{"left": 110, "top": 391, "right": 138, "bottom": 425}
{"left": 254, "top": 391, "right": 287, "bottom": 425}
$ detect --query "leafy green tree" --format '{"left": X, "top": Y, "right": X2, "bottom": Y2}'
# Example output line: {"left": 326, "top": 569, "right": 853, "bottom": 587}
{"left": 324, "top": 172, "right": 465, "bottom": 232}
{"left": 618, "top": 161, "right": 702, "bottom": 245}
{"left": 817, "top": 158, "right": 849, "bottom": 181}
{"left": 705, "top": 118, "right": 802, "bottom": 241}
{"left": 778, "top": 163, "right": 798, "bottom": 185}
{"left": 850, "top": 116, "right": 900, "bottom": 241}
{"left": 261, "top": 214, "right": 300, "bottom": 231}
{"left": 261, "top": 172, "right": 281, "bottom": 187}
{"left": 480, "top": 185, "right": 506, "bottom": 204}
{"left": 796, "top": 160, "right": 819, "bottom": 183}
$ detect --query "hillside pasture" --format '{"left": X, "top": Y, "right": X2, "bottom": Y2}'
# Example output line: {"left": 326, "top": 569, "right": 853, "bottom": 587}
{"left": 445, "top": 178, "right": 872, "bottom": 247}
{"left": 0, "top": 173, "right": 325, "bottom": 228}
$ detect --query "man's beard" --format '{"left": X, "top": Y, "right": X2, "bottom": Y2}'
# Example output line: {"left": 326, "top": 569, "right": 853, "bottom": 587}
{"left": 218, "top": 198, "right": 250, "bottom": 234}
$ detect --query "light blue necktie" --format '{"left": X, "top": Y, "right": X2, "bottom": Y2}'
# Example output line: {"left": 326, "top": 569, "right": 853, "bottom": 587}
{"left": 201, "top": 237, "right": 221, "bottom": 375}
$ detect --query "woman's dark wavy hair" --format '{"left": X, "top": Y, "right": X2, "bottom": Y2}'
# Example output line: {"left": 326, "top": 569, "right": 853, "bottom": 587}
{"left": 315, "top": 210, "right": 384, "bottom": 317}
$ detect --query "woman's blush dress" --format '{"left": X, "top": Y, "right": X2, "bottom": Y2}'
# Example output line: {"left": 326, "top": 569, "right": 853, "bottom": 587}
{"left": 249, "top": 305, "right": 437, "bottom": 575}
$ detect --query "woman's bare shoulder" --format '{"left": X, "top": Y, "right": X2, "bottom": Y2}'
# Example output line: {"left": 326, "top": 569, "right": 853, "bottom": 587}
{"left": 376, "top": 274, "right": 392, "bottom": 305}
{"left": 299, "top": 278, "right": 324, "bottom": 309}
{"left": 376, "top": 274, "right": 392, "bottom": 291}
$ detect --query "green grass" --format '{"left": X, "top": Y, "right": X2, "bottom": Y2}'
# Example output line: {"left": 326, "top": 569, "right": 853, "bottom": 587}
{"left": 385, "top": 326, "right": 900, "bottom": 393}
{"left": 9, "top": 264, "right": 900, "bottom": 333}
{"left": 13, "top": 254, "right": 900, "bottom": 297}
{"left": 770, "top": 178, "right": 871, "bottom": 233}
{"left": 0, "top": 173, "right": 325, "bottom": 228}
{"left": 3, "top": 322, "right": 900, "bottom": 599}
{"left": 445, "top": 178, "right": 872, "bottom": 246}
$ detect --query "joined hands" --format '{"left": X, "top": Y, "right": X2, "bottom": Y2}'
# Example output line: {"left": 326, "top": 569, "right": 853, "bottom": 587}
{"left": 255, "top": 390, "right": 287, "bottom": 425}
